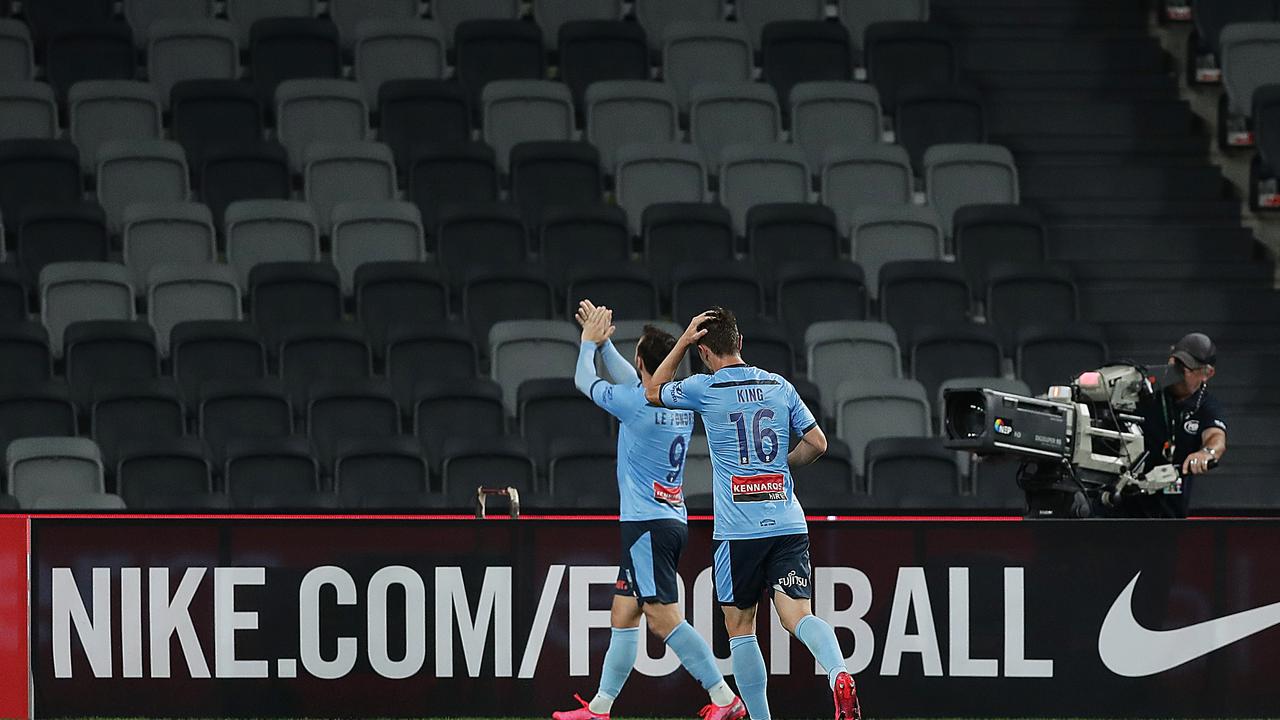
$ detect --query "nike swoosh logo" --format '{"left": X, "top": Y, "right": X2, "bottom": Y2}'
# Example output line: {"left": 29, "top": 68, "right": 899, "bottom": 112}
{"left": 1098, "top": 572, "right": 1280, "bottom": 677}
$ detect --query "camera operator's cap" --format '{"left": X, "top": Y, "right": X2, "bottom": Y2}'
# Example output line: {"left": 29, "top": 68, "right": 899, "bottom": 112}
{"left": 1170, "top": 332, "right": 1217, "bottom": 369}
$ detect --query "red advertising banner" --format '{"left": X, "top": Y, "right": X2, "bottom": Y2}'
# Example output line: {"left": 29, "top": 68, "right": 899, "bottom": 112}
{"left": 0, "top": 516, "right": 27, "bottom": 720}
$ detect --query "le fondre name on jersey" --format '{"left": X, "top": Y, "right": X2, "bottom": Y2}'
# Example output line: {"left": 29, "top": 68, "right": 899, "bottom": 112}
{"left": 29, "top": 519, "right": 1280, "bottom": 718}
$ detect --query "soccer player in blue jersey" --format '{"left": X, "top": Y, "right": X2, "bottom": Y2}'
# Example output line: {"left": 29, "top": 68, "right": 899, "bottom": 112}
{"left": 553, "top": 302, "right": 747, "bottom": 720}
{"left": 645, "top": 307, "right": 862, "bottom": 720}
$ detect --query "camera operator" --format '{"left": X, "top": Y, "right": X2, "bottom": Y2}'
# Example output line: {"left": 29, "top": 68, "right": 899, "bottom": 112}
{"left": 1122, "top": 333, "right": 1229, "bottom": 518}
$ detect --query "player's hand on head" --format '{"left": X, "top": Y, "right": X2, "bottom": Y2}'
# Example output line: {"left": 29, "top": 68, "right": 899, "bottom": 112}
{"left": 681, "top": 310, "right": 716, "bottom": 345}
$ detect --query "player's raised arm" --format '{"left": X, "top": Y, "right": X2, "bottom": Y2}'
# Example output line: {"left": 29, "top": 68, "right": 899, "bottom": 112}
{"left": 573, "top": 305, "right": 615, "bottom": 397}
{"left": 644, "top": 311, "right": 714, "bottom": 405}
{"left": 576, "top": 299, "right": 640, "bottom": 384}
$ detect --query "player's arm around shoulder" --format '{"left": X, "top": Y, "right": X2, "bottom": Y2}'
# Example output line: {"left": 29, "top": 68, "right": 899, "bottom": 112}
{"left": 644, "top": 310, "right": 714, "bottom": 406}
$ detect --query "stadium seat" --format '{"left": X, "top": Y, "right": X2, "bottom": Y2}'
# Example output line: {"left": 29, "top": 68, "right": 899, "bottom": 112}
{"left": 430, "top": 0, "right": 522, "bottom": 42}
{"left": 115, "top": 436, "right": 213, "bottom": 509}
{"left": 482, "top": 81, "right": 574, "bottom": 175}
{"left": 878, "top": 260, "right": 971, "bottom": 339}
{"left": 0, "top": 265, "right": 24, "bottom": 322}
{"left": 198, "top": 378, "right": 293, "bottom": 458}
{"left": 125, "top": 0, "right": 216, "bottom": 47}
{"left": 329, "top": 201, "right": 425, "bottom": 296}
{"left": 662, "top": 22, "right": 753, "bottom": 112}
{"left": 548, "top": 436, "right": 620, "bottom": 512}
{"left": 276, "top": 79, "right": 370, "bottom": 173}
{"left": 466, "top": 269, "right": 558, "bottom": 349}
{"left": 519, "top": 377, "right": 613, "bottom": 468}
{"left": 642, "top": 203, "right": 734, "bottom": 296}
{"left": 908, "top": 324, "right": 1004, "bottom": 405}
{"left": 985, "top": 263, "right": 1078, "bottom": 350}
{"left": 249, "top": 262, "right": 343, "bottom": 349}
{"left": 806, "top": 320, "right": 901, "bottom": 418}
{"left": 848, "top": 206, "right": 944, "bottom": 298}
{"left": 455, "top": 21, "right": 547, "bottom": 116}
{"left": 864, "top": 436, "right": 962, "bottom": 508}
{"left": 0, "top": 322, "right": 51, "bottom": 385}
{"left": 353, "top": 20, "right": 447, "bottom": 107}
{"left": 509, "top": 141, "right": 604, "bottom": 223}
{"left": 747, "top": 203, "right": 841, "bottom": 291}
{"left": 147, "top": 20, "right": 240, "bottom": 108}
{"left": 534, "top": 0, "right": 622, "bottom": 44}
{"left": 952, "top": 204, "right": 1047, "bottom": 292}
{"left": 1253, "top": 84, "right": 1280, "bottom": 207}
{"left": 1191, "top": 1, "right": 1278, "bottom": 83}
{"left": 435, "top": 203, "right": 528, "bottom": 283}
{"left": 820, "top": 144, "right": 915, "bottom": 235}
{"left": 45, "top": 25, "right": 135, "bottom": 101}
{"left": 0, "top": 82, "right": 57, "bottom": 140}
{"left": 64, "top": 320, "right": 159, "bottom": 409}
{"left": 69, "top": 81, "right": 165, "bottom": 175}
{"left": 760, "top": 21, "right": 854, "bottom": 108}
{"left": 96, "top": 140, "right": 191, "bottom": 235}
{"left": 26, "top": 492, "right": 127, "bottom": 510}
{"left": 440, "top": 436, "right": 536, "bottom": 508}
{"left": 331, "top": 0, "right": 421, "bottom": 49}
{"left": 6, "top": 437, "right": 105, "bottom": 509}
{"left": 585, "top": 81, "right": 681, "bottom": 174}
{"left": 539, "top": 205, "right": 631, "bottom": 290}
{"left": 0, "top": 140, "right": 82, "bottom": 234}
{"left": 199, "top": 143, "right": 292, "bottom": 229}
{"left": 413, "top": 378, "right": 505, "bottom": 463}
{"left": 789, "top": 82, "right": 883, "bottom": 172}
{"left": 0, "top": 384, "right": 77, "bottom": 454}
{"left": 121, "top": 203, "right": 217, "bottom": 293}
{"left": 1219, "top": 23, "right": 1280, "bottom": 148}
{"left": 671, "top": 262, "right": 764, "bottom": 324}
{"left": 863, "top": 21, "right": 957, "bottom": 109}
{"left": 170, "top": 81, "right": 264, "bottom": 171}
{"left": 334, "top": 435, "right": 431, "bottom": 502}
{"left": 378, "top": 81, "right": 471, "bottom": 177}
{"left": 924, "top": 144, "right": 1020, "bottom": 236}
{"left": 718, "top": 143, "right": 809, "bottom": 237}
{"left": 1014, "top": 323, "right": 1109, "bottom": 394}
{"left": 278, "top": 324, "right": 372, "bottom": 410}
{"left": 838, "top": 0, "right": 929, "bottom": 60}
{"left": 834, "top": 378, "right": 930, "bottom": 472}
{"left": 615, "top": 143, "right": 709, "bottom": 236}
{"left": 558, "top": 21, "right": 649, "bottom": 109}
{"left": 40, "top": 262, "right": 135, "bottom": 358}
{"left": 0, "top": 20, "right": 34, "bottom": 81}
{"left": 89, "top": 380, "right": 185, "bottom": 472}
{"left": 736, "top": 0, "right": 827, "bottom": 46}
{"left": 248, "top": 18, "right": 341, "bottom": 106}
{"left": 15, "top": 204, "right": 111, "bottom": 287}
{"left": 385, "top": 325, "right": 478, "bottom": 403}
{"left": 407, "top": 143, "right": 499, "bottom": 233}
{"left": 689, "top": 83, "right": 783, "bottom": 168}
{"left": 170, "top": 321, "right": 268, "bottom": 407}
{"left": 226, "top": 0, "right": 316, "bottom": 41}
{"left": 894, "top": 85, "right": 986, "bottom": 172}
{"left": 775, "top": 262, "right": 868, "bottom": 350}
{"left": 355, "top": 263, "right": 449, "bottom": 355}
{"left": 792, "top": 437, "right": 855, "bottom": 506}
{"left": 489, "top": 319, "right": 579, "bottom": 415}
{"left": 634, "top": 0, "right": 721, "bottom": 51}
{"left": 224, "top": 201, "right": 322, "bottom": 291}
{"left": 146, "top": 264, "right": 241, "bottom": 354}
{"left": 564, "top": 264, "right": 660, "bottom": 321}
{"left": 302, "top": 142, "right": 398, "bottom": 234}
{"left": 733, "top": 319, "right": 795, "bottom": 376}
{"left": 306, "top": 379, "right": 400, "bottom": 469}
{"left": 224, "top": 436, "right": 320, "bottom": 507}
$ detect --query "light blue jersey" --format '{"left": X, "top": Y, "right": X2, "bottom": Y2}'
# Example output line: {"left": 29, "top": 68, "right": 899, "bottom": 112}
{"left": 658, "top": 364, "right": 817, "bottom": 540}
{"left": 575, "top": 340, "right": 695, "bottom": 522}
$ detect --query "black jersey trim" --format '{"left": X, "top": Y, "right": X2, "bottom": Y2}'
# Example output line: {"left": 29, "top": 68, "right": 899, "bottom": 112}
{"left": 709, "top": 379, "right": 782, "bottom": 389}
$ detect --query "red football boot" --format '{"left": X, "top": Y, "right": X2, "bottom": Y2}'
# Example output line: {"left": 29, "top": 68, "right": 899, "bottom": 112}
{"left": 698, "top": 696, "right": 747, "bottom": 720}
{"left": 552, "top": 694, "right": 608, "bottom": 720}
{"left": 832, "top": 671, "right": 861, "bottom": 720}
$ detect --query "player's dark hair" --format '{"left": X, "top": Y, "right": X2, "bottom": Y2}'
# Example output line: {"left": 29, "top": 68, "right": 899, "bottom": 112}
{"left": 637, "top": 324, "right": 678, "bottom": 375}
{"left": 697, "top": 306, "right": 740, "bottom": 357}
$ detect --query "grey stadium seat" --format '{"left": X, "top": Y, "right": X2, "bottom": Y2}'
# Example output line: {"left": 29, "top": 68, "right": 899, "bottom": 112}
{"left": 615, "top": 143, "right": 709, "bottom": 236}
{"left": 835, "top": 378, "right": 930, "bottom": 472}
{"left": 276, "top": 79, "right": 370, "bottom": 173}
{"left": 736, "top": 0, "right": 827, "bottom": 49}
{"left": 635, "top": 0, "right": 723, "bottom": 51}
{"left": 226, "top": 0, "right": 317, "bottom": 46}
{"left": 96, "top": 140, "right": 191, "bottom": 234}
{"left": 121, "top": 203, "right": 217, "bottom": 294}
{"left": 586, "top": 81, "right": 681, "bottom": 174}
{"left": 924, "top": 144, "right": 1019, "bottom": 236}
{"left": 147, "top": 264, "right": 242, "bottom": 354}
{"left": 40, "top": 262, "right": 135, "bottom": 358}
{"left": 224, "top": 200, "right": 322, "bottom": 292}
{"left": 807, "top": 320, "right": 901, "bottom": 418}
{"left": 689, "top": 82, "right": 783, "bottom": 167}
{"left": 68, "top": 81, "right": 165, "bottom": 175}
{"left": 489, "top": 319, "right": 580, "bottom": 416}
{"left": 330, "top": 201, "right": 425, "bottom": 295}
{"left": 303, "top": 142, "right": 397, "bottom": 234}
{"left": 534, "top": 0, "right": 623, "bottom": 46}
{"left": 124, "top": 0, "right": 217, "bottom": 47}
{"left": 482, "top": 81, "right": 575, "bottom": 174}
{"left": 849, "top": 205, "right": 944, "bottom": 297}
{"left": 28, "top": 492, "right": 126, "bottom": 510}
{"left": 0, "top": 81, "right": 56, "bottom": 140}
{"left": 223, "top": 436, "right": 320, "bottom": 508}
{"left": 353, "top": 19, "right": 447, "bottom": 106}
{"left": 821, "top": 144, "right": 915, "bottom": 235}
{"left": 6, "top": 437, "right": 104, "bottom": 509}
{"left": 864, "top": 436, "right": 962, "bottom": 508}
{"left": 430, "top": 0, "right": 522, "bottom": 42}
{"left": 662, "top": 22, "right": 754, "bottom": 111}
{"left": 908, "top": 324, "right": 1004, "bottom": 406}
{"left": 0, "top": 20, "right": 35, "bottom": 82}
{"left": 789, "top": 82, "right": 883, "bottom": 173}
{"left": 1221, "top": 23, "right": 1280, "bottom": 116}
{"left": 146, "top": 20, "right": 240, "bottom": 108}
{"left": 1015, "top": 323, "right": 1109, "bottom": 394}
{"left": 838, "top": 0, "right": 929, "bottom": 57}
{"left": 717, "top": 143, "right": 810, "bottom": 237}
{"left": 330, "top": 0, "right": 421, "bottom": 49}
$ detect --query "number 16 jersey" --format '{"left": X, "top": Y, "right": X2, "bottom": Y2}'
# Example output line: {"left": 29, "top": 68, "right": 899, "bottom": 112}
{"left": 658, "top": 364, "right": 818, "bottom": 540}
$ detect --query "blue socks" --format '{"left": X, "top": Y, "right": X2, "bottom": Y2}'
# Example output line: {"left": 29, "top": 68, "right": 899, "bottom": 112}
{"left": 665, "top": 621, "right": 724, "bottom": 690}
{"left": 794, "top": 615, "right": 848, "bottom": 690}
{"left": 729, "top": 635, "right": 771, "bottom": 720}
{"left": 596, "top": 627, "right": 638, "bottom": 705}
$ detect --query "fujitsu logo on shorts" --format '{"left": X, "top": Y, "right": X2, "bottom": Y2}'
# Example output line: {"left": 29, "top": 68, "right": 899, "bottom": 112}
{"left": 731, "top": 473, "right": 786, "bottom": 503}
{"left": 775, "top": 570, "right": 808, "bottom": 589}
